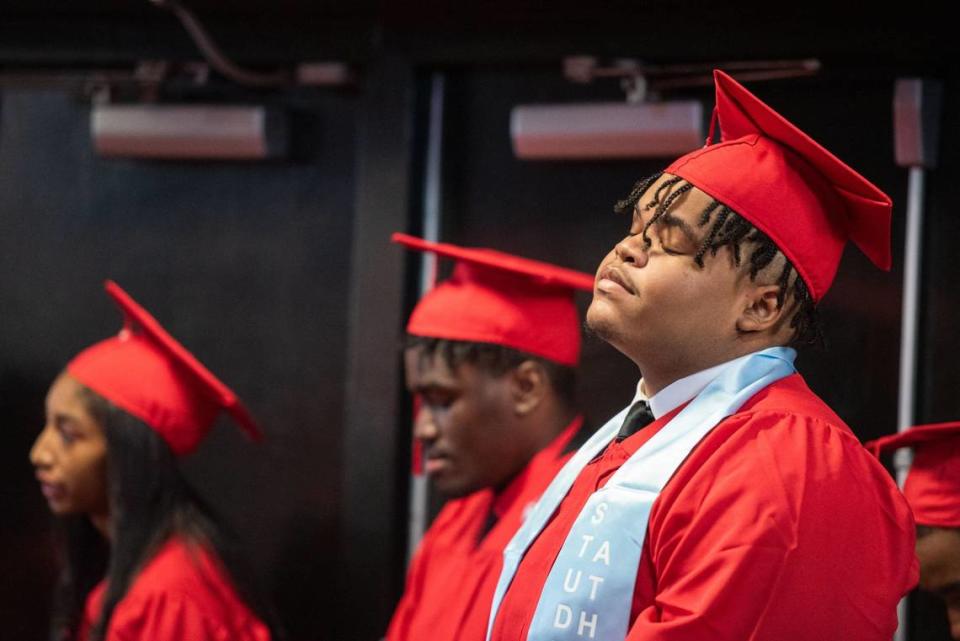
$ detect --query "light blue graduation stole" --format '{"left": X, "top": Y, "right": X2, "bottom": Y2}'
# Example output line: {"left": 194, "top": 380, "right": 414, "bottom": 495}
{"left": 486, "top": 347, "right": 797, "bottom": 641}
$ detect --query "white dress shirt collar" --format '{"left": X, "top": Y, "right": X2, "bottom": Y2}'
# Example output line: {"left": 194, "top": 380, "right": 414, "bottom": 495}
{"left": 632, "top": 352, "right": 759, "bottom": 419}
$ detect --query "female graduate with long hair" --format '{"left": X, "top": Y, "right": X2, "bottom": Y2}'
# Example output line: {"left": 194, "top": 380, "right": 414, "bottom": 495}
{"left": 30, "top": 281, "right": 276, "bottom": 641}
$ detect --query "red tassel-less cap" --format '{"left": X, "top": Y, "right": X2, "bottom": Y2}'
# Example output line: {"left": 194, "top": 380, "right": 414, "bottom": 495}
{"left": 666, "top": 70, "right": 892, "bottom": 302}
{"left": 866, "top": 421, "right": 960, "bottom": 528}
{"left": 392, "top": 233, "right": 594, "bottom": 366}
{"left": 66, "top": 281, "right": 262, "bottom": 456}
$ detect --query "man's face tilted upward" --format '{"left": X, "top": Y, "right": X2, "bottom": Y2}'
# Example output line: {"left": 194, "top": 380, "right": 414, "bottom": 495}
{"left": 586, "top": 173, "right": 789, "bottom": 377}
{"left": 588, "top": 69, "right": 896, "bottom": 383}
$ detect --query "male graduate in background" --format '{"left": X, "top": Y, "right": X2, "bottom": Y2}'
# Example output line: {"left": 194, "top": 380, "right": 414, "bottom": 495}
{"left": 869, "top": 421, "right": 960, "bottom": 639}
{"left": 486, "top": 70, "right": 918, "bottom": 641}
{"left": 385, "top": 233, "right": 594, "bottom": 641}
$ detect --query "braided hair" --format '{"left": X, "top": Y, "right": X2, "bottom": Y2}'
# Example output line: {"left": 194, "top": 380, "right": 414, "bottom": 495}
{"left": 614, "top": 172, "right": 822, "bottom": 346}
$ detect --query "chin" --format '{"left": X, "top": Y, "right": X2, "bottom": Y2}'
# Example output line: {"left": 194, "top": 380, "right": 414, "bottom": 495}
{"left": 586, "top": 299, "right": 621, "bottom": 343}
{"left": 47, "top": 502, "right": 74, "bottom": 516}
{"left": 587, "top": 301, "right": 646, "bottom": 364}
{"left": 432, "top": 476, "right": 475, "bottom": 499}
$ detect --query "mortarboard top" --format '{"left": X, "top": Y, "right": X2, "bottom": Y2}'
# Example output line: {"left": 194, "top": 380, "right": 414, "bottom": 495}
{"left": 67, "top": 280, "right": 261, "bottom": 456}
{"left": 392, "top": 233, "right": 594, "bottom": 366}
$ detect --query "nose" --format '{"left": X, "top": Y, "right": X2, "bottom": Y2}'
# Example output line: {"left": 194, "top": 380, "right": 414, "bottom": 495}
{"left": 614, "top": 233, "right": 649, "bottom": 268}
{"left": 30, "top": 426, "right": 54, "bottom": 469}
{"left": 413, "top": 404, "right": 439, "bottom": 443}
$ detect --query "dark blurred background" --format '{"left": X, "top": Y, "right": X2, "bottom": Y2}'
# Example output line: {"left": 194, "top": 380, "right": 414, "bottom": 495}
{"left": 0, "top": 1, "right": 956, "bottom": 640}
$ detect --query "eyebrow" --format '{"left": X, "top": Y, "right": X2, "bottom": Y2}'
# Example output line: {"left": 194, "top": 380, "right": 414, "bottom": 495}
{"left": 655, "top": 212, "right": 700, "bottom": 244}
{"left": 50, "top": 411, "right": 77, "bottom": 424}
{"left": 50, "top": 412, "right": 86, "bottom": 434}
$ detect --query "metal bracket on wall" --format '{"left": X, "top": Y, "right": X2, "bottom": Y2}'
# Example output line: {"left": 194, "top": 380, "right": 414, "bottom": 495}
{"left": 563, "top": 56, "right": 821, "bottom": 97}
{"left": 148, "top": 0, "right": 355, "bottom": 89}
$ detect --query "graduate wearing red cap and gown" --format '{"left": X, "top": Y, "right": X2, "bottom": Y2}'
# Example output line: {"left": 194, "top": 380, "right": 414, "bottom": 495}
{"left": 54, "top": 282, "right": 269, "bottom": 641}
{"left": 385, "top": 235, "right": 595, "bottom": 641}
{"left": 867, "top": 421, "right": 960, "bottom": 530}
{"left": 868, "top": 422, "right": 960, "bottom": 638}
{"left": 486, "top": 71, "right": 918, "bottom": 641}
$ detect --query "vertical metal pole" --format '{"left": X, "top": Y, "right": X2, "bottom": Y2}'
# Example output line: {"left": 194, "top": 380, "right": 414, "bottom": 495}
{"left": 891, "top": 75, "right": 941, "bottom": 641}
{"left": 893, "top": 166, "right": 925, "bottom": 641}
{"left": 421, "top": 73, "right": 445, "bottom": 264}
{"left": 896, "top": 168, "right": 926, "bottom": 454}
{"left": 407, "top": 72, "right": 445, "bottom": 563}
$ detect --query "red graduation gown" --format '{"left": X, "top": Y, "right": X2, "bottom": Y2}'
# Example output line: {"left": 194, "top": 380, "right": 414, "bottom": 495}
{"left": 490, "top": 374, "right": 919, "bottom": 641}
{"left": 79, "top": 537, "right": 270, "bottom": 641}
{"left": 387, "top": 417, "right": 586, "bottom": 641}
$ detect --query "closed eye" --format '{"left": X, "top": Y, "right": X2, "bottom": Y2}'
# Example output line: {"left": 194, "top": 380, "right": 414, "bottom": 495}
{"left": 654, "top": 214, "right": 700, "bottom": 255}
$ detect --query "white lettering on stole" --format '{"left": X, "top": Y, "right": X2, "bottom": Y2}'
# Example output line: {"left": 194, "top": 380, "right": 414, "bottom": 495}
{"left": 578, "top": 534, "right": 594, "bottom": 558}
{"left": 562, "top": 568, "right": 582, "bottom": 593}
{"left": 590, "top": 502, "right": 608, "bottom": 525}
{"left": 586, "top": 575, "right": 604, "bottom": 600}
{"left": 592, "top": 540, "right": 611, "bottom": 566}
{"left": 578, "top": 611, "right": 598, "bottom": 638}
{"left": 554, "top": 604, "right": 573, "bottom": 629}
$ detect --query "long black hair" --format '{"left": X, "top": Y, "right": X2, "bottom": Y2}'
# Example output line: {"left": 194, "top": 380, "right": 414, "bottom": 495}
{"left": 49, "top": 383, "right": 280, "bottom": 641}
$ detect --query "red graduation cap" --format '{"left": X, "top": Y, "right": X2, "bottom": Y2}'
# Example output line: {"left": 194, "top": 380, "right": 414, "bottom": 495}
{"left": 66, "top": 281, "right": 261, "bottom": 456}
{"left": 866, "top": 422, "right": 960, "bottom": 528}
{"left": 392, "top": 233, "right": 594, "bottom": 366}
{"left": 665, "top": 70, "right": 892, "bottom": 302}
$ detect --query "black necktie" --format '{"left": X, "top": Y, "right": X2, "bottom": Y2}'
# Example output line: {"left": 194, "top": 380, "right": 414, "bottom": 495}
{"left": 616, "top": 399, "right": 655, "bottom": 441}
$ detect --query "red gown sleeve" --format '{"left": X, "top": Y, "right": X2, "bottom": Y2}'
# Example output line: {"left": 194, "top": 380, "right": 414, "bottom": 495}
{"left": 625, "top": 411, "right": 917, "bottom": 641}
{"left": 386, "top": 527, "right": 433, "bottom": 640}
{"left": 79, "top": 539, "right": 271, "bottom": 641}
{"left": 104, "top": 591, "right": 220, "bottom": 641}
{"left": 103, "top": 590, "right": 270, "bottom": 641}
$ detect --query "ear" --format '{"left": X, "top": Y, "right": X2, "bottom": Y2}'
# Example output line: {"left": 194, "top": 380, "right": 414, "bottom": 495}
{"left": 509, "top": 360, "right": 548, "bottom": 416}
{"left": 736, "top": 284, "right": 788, "bottom": 334}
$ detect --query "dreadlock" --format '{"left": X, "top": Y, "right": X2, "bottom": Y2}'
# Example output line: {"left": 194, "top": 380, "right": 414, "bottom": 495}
{"left": 614, "top": 173, "right": 823, "bottom": 346}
